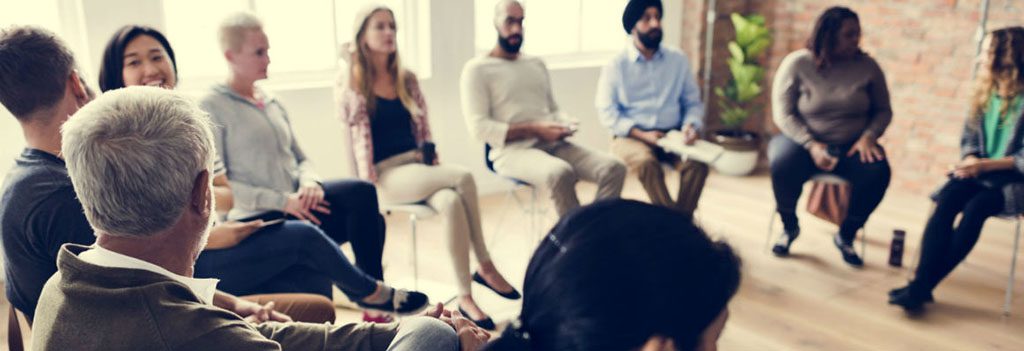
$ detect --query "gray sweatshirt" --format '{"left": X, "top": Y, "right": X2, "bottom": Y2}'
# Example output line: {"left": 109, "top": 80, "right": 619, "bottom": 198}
{"left": 771, "top": 49, "right": 893, "bottom": 147}
{"left": 199, "top": 84, "right": 320, "bottom": 220}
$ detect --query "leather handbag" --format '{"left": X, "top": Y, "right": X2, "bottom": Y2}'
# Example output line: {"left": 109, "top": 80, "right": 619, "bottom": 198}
{"left": 806, "top": 180, "right": 850, "bottom": 226}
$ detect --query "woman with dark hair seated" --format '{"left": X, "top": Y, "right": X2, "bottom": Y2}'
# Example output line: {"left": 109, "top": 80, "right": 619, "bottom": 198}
{"left": 98, "top": 25, "right": 428, "bottom": 322}
{"left": 769, "top": 6, "right": 893, "bottom": 267}
{"left": 890, "top": 26, "right": 1024, "bottom": 313}
{"left": 478, "top": 199, "right": 742, "bottom": 351}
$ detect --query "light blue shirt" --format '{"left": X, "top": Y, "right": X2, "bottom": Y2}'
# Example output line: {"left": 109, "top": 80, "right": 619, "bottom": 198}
{"left": 596, "top": 43, "right": 705, "bottom": 137}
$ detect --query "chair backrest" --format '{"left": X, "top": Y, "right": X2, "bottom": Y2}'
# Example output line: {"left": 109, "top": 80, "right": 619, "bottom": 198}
{"left": 484, "top": 143, "right": 496, "bottom": 172}
{"left": 8, "top": 305, "right": 27, "bottom": 351}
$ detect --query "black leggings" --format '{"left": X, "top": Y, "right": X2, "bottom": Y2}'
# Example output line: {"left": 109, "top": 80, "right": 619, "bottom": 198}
{"left": 768, "top": 135, "right": 892, "bottom": 242}
{"left": 910, "top": 178, "right": 1004, "bottom": 294}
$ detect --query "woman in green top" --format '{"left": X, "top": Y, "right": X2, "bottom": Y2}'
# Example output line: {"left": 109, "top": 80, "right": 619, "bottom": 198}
{"left": 890, "top": 26, "right": 1024, "bottom": 313}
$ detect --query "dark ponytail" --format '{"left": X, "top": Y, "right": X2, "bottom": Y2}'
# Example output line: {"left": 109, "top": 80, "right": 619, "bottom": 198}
{"left": 486, "top": 200, "right": 742, "bottom": 351}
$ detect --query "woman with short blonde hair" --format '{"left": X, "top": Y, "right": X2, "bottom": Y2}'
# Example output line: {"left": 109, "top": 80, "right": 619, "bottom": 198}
{"left": 201, "top": 12, "right": 430, "bottom": 322}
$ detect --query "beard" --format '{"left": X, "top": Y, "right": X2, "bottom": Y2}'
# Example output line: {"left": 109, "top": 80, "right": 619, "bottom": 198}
{"left": 498, "top": 33, "right": 523, "bottom": 54}
{"left": 638, "top": 27, "right": 663, "bottom": 51}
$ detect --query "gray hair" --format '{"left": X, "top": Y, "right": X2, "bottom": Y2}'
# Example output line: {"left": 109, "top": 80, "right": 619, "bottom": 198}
{"left": 61, "top": 86, "right": 215, "bottom": 238}
{"left": 219, "top": 12, "right": 263, "bottom": 52}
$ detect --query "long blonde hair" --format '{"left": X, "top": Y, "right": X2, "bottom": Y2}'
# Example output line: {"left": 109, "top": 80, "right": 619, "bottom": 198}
{"left": 971, "top": 26, "right": 1024, "bottom": 120}
{"left": 349, "top": 6, "right": 419, "bottom": 118}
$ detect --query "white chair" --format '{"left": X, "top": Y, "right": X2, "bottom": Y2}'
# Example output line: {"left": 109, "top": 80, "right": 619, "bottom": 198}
{"left": 484, "top": 144, "right": 546, "bottom": 245}
{"left": 998, "top": 215, "right": 1022, "bottom": 316}
{"left": 765, "top": 173, "right": 868, "bottom": 259}
{"left": 381, "top": 202, "right": 437, "bottom": 290}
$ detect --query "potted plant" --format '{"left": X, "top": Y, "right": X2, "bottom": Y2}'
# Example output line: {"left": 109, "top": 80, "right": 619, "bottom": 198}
{"left": 712, "top": 13, "right": 771, "bottom": 176}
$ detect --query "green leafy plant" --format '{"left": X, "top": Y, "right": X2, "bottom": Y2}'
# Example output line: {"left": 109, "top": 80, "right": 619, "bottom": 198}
{"left": 714, "top": 13, "right": 772, "bottom": 131}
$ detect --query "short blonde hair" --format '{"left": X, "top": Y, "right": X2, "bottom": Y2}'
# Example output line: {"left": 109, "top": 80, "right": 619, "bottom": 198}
{"left": 219, "top": 12, "right": 263, "bottom": 52}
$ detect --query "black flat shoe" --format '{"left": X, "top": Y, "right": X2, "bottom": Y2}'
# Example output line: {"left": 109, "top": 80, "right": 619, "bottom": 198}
{"left": 473, "top": 272, "right": 521, "bottom": 300}
{"left": 459, "top": 306, "right": 496, "bottom": 330}
{"left": 833, "top": 234, "right": 864, "bottom": 267}
{"left": 771, "top": 229, "right": 800, "bottom": 257}
{"left": 888, "top": 285, "right": 934, "bottom": 303}
{"left": 889, "top": 289, "right": 927, "bottom": 314}
{"left": 356, "top": 287, "right": 429, "bottom": 316}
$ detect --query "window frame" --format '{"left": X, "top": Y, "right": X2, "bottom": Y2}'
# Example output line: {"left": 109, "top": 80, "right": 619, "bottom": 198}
{"left": 474, "top": 0, "right": 628, "bottom": 70}
{"left": 164, "top": 0, "right": 431, "bottom": 93}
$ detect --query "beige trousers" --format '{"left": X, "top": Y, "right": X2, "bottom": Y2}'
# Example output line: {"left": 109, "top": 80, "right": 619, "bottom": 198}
{"left": 610, "top": 137, "right": 709, "bottom": 216}
{"left": 376, "top": 151, "right": 491, "bottom": 295}
{"left": 492, "top": 141, "right": 627, "bottom": 216}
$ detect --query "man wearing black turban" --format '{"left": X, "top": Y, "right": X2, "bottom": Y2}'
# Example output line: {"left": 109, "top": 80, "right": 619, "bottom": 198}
{"left": 623, "top": 0, "right": 664, "bottom": 36}
{"left": 598, "top": 0, "right": 710, "bottom": 218}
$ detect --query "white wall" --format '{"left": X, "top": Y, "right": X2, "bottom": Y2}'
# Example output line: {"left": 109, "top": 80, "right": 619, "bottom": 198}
{"left": 0, "top": 0, "right": 686, "bottom": 194}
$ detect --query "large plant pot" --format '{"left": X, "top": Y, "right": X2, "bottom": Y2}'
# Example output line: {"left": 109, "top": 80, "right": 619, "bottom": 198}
{"left": 712, "top": 130, "right": 759, "bottom": 176}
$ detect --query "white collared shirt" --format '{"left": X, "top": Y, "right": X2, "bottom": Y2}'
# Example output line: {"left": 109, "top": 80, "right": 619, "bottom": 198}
{"left": 79, "top": 245, "right": 219, "bottom": 305}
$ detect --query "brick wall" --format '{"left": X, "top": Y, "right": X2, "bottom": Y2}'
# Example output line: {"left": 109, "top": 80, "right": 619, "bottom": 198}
{"left": 690, "top": 0, "right": 1023, "bottom": 195}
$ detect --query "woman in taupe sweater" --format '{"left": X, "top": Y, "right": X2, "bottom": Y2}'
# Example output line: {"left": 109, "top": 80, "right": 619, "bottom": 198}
{"left": 769, "top": 7, "right": 893, "bottom": 267}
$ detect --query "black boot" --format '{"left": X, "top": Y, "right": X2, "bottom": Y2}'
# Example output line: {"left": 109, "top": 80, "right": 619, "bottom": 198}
{"left": 772, "top": 228, "right": 800, "bottom": 257}
{"left": 888, "top": 285, "right": 934, "bottom": 303}
{"left": 833, "top": 234, "right": 863, "bottom": 267}
{"left": 889, "top": 287, "right": 928, "bottom": 314}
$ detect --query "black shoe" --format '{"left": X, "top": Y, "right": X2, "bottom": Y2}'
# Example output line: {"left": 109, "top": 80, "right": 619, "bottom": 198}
{"left": 356, "top": 287, "right": 430, "bottom": 316}
{"left": 772, "top": 229, "right": 800, "bottom": 257}
{"left": 473, "top": 272, "right": 521, "bottom": 300}
{"left": 459, "top": 305, "right": 496, "bottom": 330}
{"left": 888, "top": 285, "right": 935, "bottom": 303}
{"left": 889, "top": 288, "right": 927, "bottom": 314}
{"left": 833, "top": 234, "right": 864, "bottom": 267}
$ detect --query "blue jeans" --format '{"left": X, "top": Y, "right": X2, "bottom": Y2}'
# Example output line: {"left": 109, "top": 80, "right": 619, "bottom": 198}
{"left": 195, "top": 220, "right": 378, "bottom": 300}
{"left": 245, "top": 180, "right": 388, "bottom": 281}
{"left": 387, "top": 317, "right": 458, "bottom": 351}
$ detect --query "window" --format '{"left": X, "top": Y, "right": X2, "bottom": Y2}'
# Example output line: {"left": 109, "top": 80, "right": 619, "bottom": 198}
{"left": 0, "top": 0, "right": 62, "bottom": 32}
{"left": 162, "top": 0, "right": 249, "bottom": 80}
{"left": 474, "top": 0, "right": 628, "bottom": 59}
{"left": 162, "top": 0, "right": 430, "bottom": 89}
{"left": 0, "top": 0, "right": 64, "bottom": 177}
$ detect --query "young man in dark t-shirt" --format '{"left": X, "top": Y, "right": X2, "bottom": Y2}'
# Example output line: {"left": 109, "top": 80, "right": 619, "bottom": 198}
{"left": 1, "top": 149, "right": 95, "bottom": 320}
{"left": 0, "top": 27, "right": 95, "bottom": 321}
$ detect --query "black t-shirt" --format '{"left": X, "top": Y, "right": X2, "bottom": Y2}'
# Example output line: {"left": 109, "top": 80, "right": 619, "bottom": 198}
{"left": 370, "top": 96, "right": 418, "bottom": 163}
{"left": 0, "top": 148, "right": 94, "bottom": 320}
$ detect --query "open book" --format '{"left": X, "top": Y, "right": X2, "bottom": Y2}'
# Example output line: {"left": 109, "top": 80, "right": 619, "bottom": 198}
{"left": 656, "top": 130, "right": 725, "bottom": 164}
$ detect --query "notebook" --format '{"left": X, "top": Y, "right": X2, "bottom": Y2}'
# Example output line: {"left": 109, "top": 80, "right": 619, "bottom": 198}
{"left": 656, "top": 130, "right": 725, "bottom": 164}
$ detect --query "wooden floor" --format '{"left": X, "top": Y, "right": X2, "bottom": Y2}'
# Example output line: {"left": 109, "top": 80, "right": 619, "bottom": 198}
{"left": 4, "top": 171, "right": 1024, "bottom": 350}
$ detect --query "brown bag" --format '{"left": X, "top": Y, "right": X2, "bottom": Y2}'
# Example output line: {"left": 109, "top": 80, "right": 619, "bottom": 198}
{"left": 806, "top": 180, "right": 850, "bottom": 226}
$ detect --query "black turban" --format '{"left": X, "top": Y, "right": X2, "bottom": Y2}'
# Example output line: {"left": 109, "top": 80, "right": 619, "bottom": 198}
{"left": 623, "top": 0, "right": 663, "bottom": 34}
